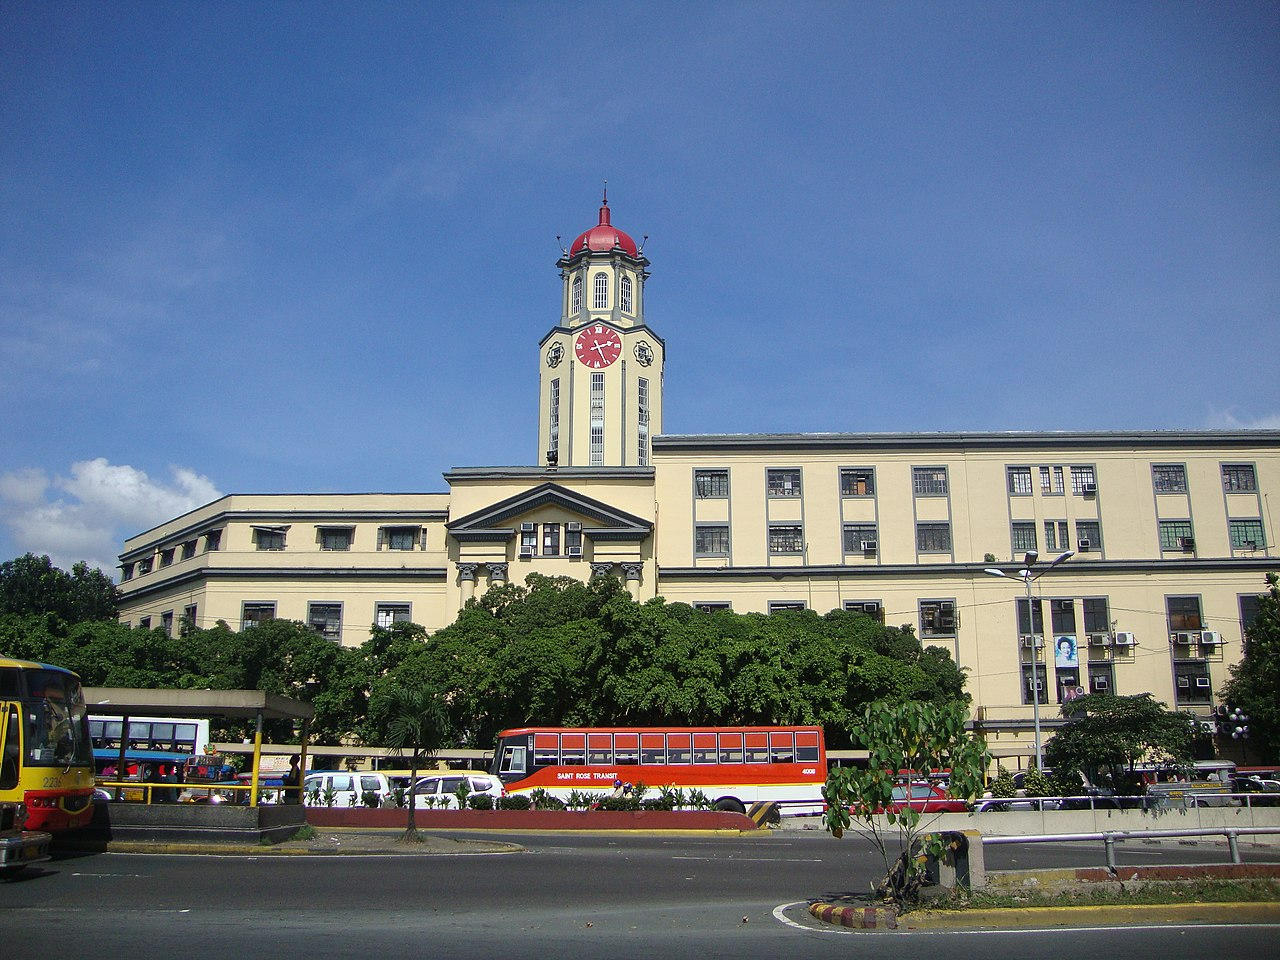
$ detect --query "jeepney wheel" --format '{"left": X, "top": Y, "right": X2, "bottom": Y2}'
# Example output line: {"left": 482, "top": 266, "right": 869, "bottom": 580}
{"left": 712, "top": 797, "right": 745, "bottom": 815}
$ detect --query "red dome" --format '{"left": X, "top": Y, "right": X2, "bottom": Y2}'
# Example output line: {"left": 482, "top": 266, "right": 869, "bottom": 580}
{"left": 570, "top": 199, "right": 639, "bottom": 257}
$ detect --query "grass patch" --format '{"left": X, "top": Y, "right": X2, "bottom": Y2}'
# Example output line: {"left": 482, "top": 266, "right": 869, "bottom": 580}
{"left": 921, "top": 879, "right": 1280, "bottom": 912}
{"left": 289, "top": 825, "right": 317, "bottom": 842}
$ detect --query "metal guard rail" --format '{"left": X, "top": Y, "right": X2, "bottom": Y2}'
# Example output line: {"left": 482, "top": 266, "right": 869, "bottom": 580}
{"left": 983, "top": 826, "right": 1280, "bottom": 867}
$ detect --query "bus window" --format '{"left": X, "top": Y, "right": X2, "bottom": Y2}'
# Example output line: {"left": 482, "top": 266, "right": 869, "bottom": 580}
{"left": 770, "top": 732, "right": 794, "bottom": 764}
{"left": 2, "top": 704, "right": 20, "bottom": 790}
{"left": 614, "top": 733, "right": 639, "bottom": 766}
{"left": 693, "top": 733, "right": 717, "bottom": 764}
{"left": 533, "top": 734, "right": 559, "bottom": 766}
{"left": 744, "top": 732, "right": 769, "bottom": 764}
{"left": 151, "top": 722, "right": 175, "bottom": 749}
{"left": 0, "top": 668, "right": 21, "bottom": 698}
{"left": 588, "top": 734, "right": 613, "bottom": 765}
{"left": 667, "top": 733, "right": 691, "bottom": 765}
{"left": 718, "top": 733, "right": 743, "bottom": 763}
{"left": 561, "top": 733, "right": 585, "bottom": 766}
{"left": 796, "top": 731, "right": 820, "bottom": 762}
{"left": 640, "top": 734, "right": 665, "bottom": 765}
{"left": 499, "top": 745, "right": 526, "bottom": 775}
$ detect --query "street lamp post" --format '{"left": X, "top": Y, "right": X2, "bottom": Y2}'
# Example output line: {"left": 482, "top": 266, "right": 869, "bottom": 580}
{"left": 985, "top": 550, "right": 1073, "bottom": 770}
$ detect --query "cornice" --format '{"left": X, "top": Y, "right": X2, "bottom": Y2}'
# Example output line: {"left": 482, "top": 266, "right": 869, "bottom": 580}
{"left": 119, "top": 565, "right": 449, "bottom": 602}
{"left": 444, "top": 467, "right": 654, "bottom": 482}
{"left": 656, "top": 558, "right": 1279, "bottom": 579}
{"left": 651, "top": 430, "right": 1280, "bottom": 453}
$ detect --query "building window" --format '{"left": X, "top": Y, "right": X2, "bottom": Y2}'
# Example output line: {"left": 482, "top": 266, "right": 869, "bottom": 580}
{"left": 1070, "top": 466, "right": 1097, "bottom": 495}
{"left": 840, "top": 468, "right": 874, "bottom": 497}
{"left": 520, "top": 524, "right": 537, "bottom": 554}
{"left": 1039, "top": 466, "right": 1064, "bottom": 495}
{"left": 1088, "top": 663, "right": 1115, "bottom": 694}
{"left": 1055, "top": 666, "right": 1081, "bottom": 704}
{"left": 382, "top": 526, "right": 419, "bottom": 551}
{"left": 768, "top": 601, "right": 807, "bottom": 613}
{"left": 241, "top": 602, "right": 276, "bottom": 630}
{"left": 842, "top": 523, "right": 878, "bottom": 554}
{"left": 1007, "top": 466, "right": 1033, "bottom": 495}
{"left": 1083, "top": 597, "right": 1111, "bottom": 634}
{"left": 1240, "top": 593, "right": 1263, "bottom": 650}
{"left": 181, "top": 604, "right": 197, "bottom": 636}
{"left": 121, "top": 562, "right": 134, "bottom": 581}
{"left": 1167, "top": 595, "right": 1203, "bottom": 631}
{"left": 695, "top": 469, "right": 729, "bottom": 499}
{"left": 844, "top": 599, "right": 885, "bottom": 622}
{"left": 1017, "top": 597, "right": 1045, "bottom": 635}
{"left": 565, "top": 525, "right": 582, "bottom": 555}
{"left": 1222, "top": 463, "right": 1257, "bottom": 492}
{"left": 695, "top": 524, "right": 730, "bottom": 557}
{"left": 919, "top": 599, "right": 956, "bottom": 638}
{"left": 637, "top": 377, "right": 649, "bottom": 466}
{"left": 137, "top": 557, "right": 153, "bottom": 575}
{"left": 180, "top": 540, "right": 197, "bottom": 561}
{"left": 1229, "top": 518, "right": 1264, "bottom": 549}
{"left": 912, "top": 467, "right": 948, "bottom": 497}
{"left": 593, "top": 272, "right": 608, "bottom": 310}
{"left": 138, "top": 616, "right": 151, "bottom": 630}
{"left": 1022, "top": 664, "right": 1048, "bottom": 705}
{"left": 768, "top": 524, "right": 803, "bottom": 554}
{"left": 1174, "top": 661, "right": 1212, "bottom": 705}
{"left": 161, "top": 611, "right": 174, "bottom": 636}
{"left": 766, "top": 468, "right": 802, "bottom": 497}
{"left": 1158, "top": 520, "right": 1194, "bottom": 552}
{"left": 254, "top": 528, "right": 286, "bottom": 551}
{"left": 571, "top": 275, "right": 582, "bottom": 313}
{"left": 1044, "top": 520, "right": 1068, "bottom": 552}
{"left": 694, "top": 601, "right": 731, "bottom": 612}
{"left": 916, "top": 522, "right": 951, "bottom": 553}
{"left": 590, "top": 373, "right": 604, "bottom": 466}
{"left": 205, "top": 530, "right": 222, "bottom": 551}
{"left": 375, "top": 604, "right": 411, "bottom": 629}
{"left": 159, "top": 548, "right": 174, "bottom": 568}
{"left": 1011, "top": 522, "right": 1037, "bottom": 554}
{"left": 620, "top": 273, "right": 632, "bottom": 313}
{"left": 1075, "top": 520, "right": 1101, "bottom": 551}
{"left": 319, "top": 527, "right": 354, "bottom": 551}
{"left": 1050, "top": 598, "right": 1077, "bottom": 635}
{"left": 542, "top": 523, "right": 561, "bottom": 556}
{"left": 1152, "top": 464, "right": 1187, "bottom": 493}
{"left": 308, "top": 603, "right": 343, "bottom": 643}
{"left": 548, "top": 378, "right": 560, "bottom": 461}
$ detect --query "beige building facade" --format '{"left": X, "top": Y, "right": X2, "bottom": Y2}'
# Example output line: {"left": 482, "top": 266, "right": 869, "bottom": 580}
{"left": 117, "top": 201, "right": 1280, "bottom": 758}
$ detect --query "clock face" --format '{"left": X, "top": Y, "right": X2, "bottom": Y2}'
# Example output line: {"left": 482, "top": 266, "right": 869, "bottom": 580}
{"left": 574, "top": 325, "right": 622, "bottom": 369}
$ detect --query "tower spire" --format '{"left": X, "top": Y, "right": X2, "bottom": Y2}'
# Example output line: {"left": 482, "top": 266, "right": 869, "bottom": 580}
{"left": 599, "top": 180, "right": 610, "bottom": 225}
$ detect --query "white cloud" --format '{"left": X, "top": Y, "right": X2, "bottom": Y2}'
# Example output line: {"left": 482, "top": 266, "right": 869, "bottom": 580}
{"left": 1204, "top": 408, "right": 1280, "bottom": 430}
{"left": 0, "top": 459, "right": 221, "bottom": 577}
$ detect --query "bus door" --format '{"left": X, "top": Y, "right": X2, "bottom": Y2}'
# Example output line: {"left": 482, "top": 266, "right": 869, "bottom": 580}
{"left": 1, "top": 702, "right": 20, "bottom": 792}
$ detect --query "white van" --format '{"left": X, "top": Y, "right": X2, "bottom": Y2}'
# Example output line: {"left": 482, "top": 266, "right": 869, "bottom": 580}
{"left": 411, "top": 771, "right": 504, "bottom": 808}
{"left": 303, "top": 771, "right": 393, "bottom": 808}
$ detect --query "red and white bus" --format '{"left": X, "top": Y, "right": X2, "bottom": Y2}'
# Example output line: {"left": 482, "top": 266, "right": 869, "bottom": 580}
{"left": 490, "top": 725, "right": 827, "bottom": 814}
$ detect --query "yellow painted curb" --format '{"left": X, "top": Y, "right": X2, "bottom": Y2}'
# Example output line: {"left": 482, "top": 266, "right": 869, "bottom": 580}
{"left": 902, "top": 901, "right": 1280, "bottom": 929}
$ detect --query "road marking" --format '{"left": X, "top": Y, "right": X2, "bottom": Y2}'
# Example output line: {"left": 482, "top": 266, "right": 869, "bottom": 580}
{"left": 71, "top": 872, "right": 146, "bottom": 878}
{"left": 673, "top": 856, "right": 821, "bottom": 863}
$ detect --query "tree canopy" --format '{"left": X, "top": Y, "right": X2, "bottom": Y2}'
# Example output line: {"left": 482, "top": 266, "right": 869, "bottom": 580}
{"left": 1219, "top": 572, "right": 1280, "bottom": 763}
{"left": 0, "top": 553, "right": 118, "bottom": 623}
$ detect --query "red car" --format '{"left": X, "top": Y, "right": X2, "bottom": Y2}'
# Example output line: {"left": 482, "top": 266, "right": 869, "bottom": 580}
{"left": 885, "top": 782, "right": 968, "bottom": 813}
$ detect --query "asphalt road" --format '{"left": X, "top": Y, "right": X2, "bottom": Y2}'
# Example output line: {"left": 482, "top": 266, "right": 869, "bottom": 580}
{"left": 2, "top": 831, "right": 1276, "bottom": 959}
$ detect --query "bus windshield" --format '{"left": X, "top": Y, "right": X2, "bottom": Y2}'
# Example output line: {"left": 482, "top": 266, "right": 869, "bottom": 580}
{"left": 22, "top": 669, "right": 92, "bottom": 767}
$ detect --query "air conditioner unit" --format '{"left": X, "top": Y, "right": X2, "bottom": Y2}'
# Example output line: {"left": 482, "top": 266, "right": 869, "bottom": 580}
{"left": 518, "top": 545, "right": 535, "bottom": 558}
{"left": 1113, "top": 631, "right": 1135, "bottom": 648}
{"left": 1195, "top": 677, "right": 1211, "bottom": 689}
{"left": 863, "top": 602, "right": 881, "bottom": 615}
{"left": 1199, "top": 721, "right": 1217, "bottom": 734}
{"left": 1243, "top": 540, "right": 1258, "bottom": 551}
{"left": 1030, "top": 680, "right": 1045, "bottom": 692}
{"left": 566, "top": 546, "right": 582, "bottom": 557}
{"left": 1092, "top": 676, "right": 1110, "bottom": 691}
{"left": 1087, "top": 633, "right": 1110, "bottom": 647}
{"left": 1019, "top": 635, "right": 1044, "bottom": 650}
{"left": 1200, "top": 631, "right": 1221, "bottom": 647}
{"left": 860, "top": 540, "right": 878, "bottom": 552}
{"left": 520, "top": 522, "right": 536, "bottom": 532}
{"left": 1180, "top": 536, "right": 1196, "bottom": 552}
{"left": 1081, "top": 481, "right": 1097, "bottom": 495}
{"left": 566, "top": 521, "right": 582, "bottom": 532}
{"left": 1177, "top": 676, "right": 1190, "bottom": 689}
{"left": 1078, "top": 538, "right": 1091, "bottom": 551}
{"left": 1170, "top": 631, "right": 1194, "bottom": 645}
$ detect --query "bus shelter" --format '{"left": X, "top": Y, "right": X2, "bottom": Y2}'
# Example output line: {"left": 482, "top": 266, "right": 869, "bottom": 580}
{"left": 84, "top": 688, "right": 313, "bottom": 808}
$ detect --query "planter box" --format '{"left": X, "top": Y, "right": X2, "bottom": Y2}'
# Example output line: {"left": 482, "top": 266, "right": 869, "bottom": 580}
{"left": 306, "top": 807, "right": 757, "bottom": 831}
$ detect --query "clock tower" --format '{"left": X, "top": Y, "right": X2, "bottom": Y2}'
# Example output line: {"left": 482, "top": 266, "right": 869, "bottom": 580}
{"left": 539, "top": 195, "right": 664, "bottom": 467}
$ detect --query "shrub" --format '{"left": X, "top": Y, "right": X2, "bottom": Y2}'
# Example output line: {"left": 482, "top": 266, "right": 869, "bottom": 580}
{"left": 685, "top": 788, "right": 711, "bottom": 810}
{"left": 467, "top": 793, "right": 495, "bottom": 810}
{"left": 597, "top": 794, "right": 641, "bottom": 811}
{"left": 361, "top": 789, "right": 381, "bottom": 808}
{"left": 497, "top": 794, "right": 531, "bottom": 810}
{"left": 640, "top": 796, "right": 674, "bottom": 811}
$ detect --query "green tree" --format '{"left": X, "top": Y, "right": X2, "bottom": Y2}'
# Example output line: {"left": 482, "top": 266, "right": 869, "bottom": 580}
{"left": 368, "top": 683, "right": 447, "bottom": 841}
{"left": 821, "top": 701, "right": 989, "bottom": 904}
{"left": 1219, "top": 573, "right": 1280, "bottom": 763}
{"left": 0, "top": 553, "right": 118, "bottom": 622}
{"left": 1044, "top": 692, "right": 1196, "bottom": 793}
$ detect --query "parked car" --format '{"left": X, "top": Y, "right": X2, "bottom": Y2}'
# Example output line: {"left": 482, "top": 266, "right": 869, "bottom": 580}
{"left": 304, "top": 771, "right": 394, "bottom": 808}
{"left": 411, "top": 771, "right": 504, "bottom": 808}
{"left": 884, "top": 782, "right": 968, "bottom": 813}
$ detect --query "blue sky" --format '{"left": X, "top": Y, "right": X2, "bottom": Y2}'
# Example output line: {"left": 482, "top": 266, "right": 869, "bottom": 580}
{"left": 2, "top": 1, "right": 1277, "bottom": 575}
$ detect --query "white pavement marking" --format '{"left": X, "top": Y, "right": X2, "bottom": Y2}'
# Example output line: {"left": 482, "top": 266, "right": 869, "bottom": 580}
{"left": 773, "top": 901, "right": 845, "bottom": 934}
{"left": 672, "top": 856, "right": 821, "bottom": 862}
{"left": 71, "top": 872, "right": 146, "bottom": 878}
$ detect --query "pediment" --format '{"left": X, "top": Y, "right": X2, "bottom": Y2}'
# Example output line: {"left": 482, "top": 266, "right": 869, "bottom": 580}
{"left": 446, "top": 482, "right": 651, "bottom": 544}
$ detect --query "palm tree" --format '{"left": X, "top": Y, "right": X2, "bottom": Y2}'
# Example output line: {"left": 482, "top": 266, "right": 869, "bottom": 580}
{"left": 374, "top": 683, "right": 446, "bottom": 841}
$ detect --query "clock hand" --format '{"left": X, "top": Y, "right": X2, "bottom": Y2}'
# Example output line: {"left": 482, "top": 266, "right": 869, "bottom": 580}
{"left": 593, "top": 342, "right": 607, "bottom": 359}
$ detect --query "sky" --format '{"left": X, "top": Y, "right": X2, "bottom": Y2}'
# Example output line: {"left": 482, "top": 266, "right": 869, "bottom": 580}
{"left": 2, "top": 1, "right": 1278, "bottom": 576}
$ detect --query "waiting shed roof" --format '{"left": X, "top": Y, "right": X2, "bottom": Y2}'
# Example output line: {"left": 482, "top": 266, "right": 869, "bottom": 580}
{"left": 83, "top": 687, "right": 313, "bottom": 722}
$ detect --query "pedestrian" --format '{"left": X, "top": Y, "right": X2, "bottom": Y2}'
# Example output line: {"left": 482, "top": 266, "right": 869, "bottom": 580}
{"left": 283, "top": 754, "right": 302, "bottom": 804}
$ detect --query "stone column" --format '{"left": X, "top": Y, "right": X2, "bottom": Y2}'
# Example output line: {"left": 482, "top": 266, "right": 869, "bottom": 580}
{"left": 488, "top": 562, "right": 509, "bottom": 588}
{"left": 457, "top": 563, "right": 478, "bottom": 606}
{"left": 621, "top": 562, "right": 643, "bottom": 599}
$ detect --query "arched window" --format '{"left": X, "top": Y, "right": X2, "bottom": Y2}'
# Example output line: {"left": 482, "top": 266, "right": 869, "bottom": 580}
{"left": 571, "top": 275, "right": 582, "bottom": 314}
{"left": 593, "top": 272, "right": 608, "bottom": 310}
{"left": 621, "top": 274, "right": 633, "bottom": 314}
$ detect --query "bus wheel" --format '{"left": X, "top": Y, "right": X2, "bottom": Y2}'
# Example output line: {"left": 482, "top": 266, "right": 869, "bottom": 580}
{"left": 712, "top": 797, "right": 745, "bottom": 815}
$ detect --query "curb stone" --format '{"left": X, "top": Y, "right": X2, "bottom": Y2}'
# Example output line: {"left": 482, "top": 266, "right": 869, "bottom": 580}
{"left": 808, "top": 901, "right": 898, "bottom": 929}
{"left": 808, "top": 901, "right": 1280, "bottom": 931}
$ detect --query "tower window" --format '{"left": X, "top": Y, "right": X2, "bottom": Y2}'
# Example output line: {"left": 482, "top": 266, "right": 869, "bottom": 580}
{"left": 593, "top": 272, "right": 608, "bottom": 310}
{"left": 637, "top": 377, "right": 649, "bottom": 466}
{"left": 590, "top": 373, "right": 605, "bottom": 465}
{"left": 571, "top": 275, "right": 582, "bottom": 314}
{"left": 549, "top": 378, "right": 560, "bottom": 461}
{"left": 621, "top": 274, "right": 633, "bottom": 313}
